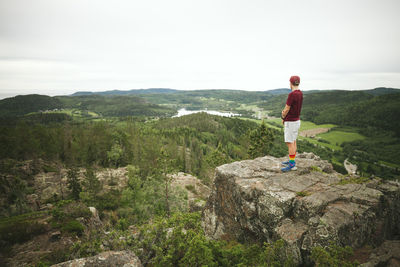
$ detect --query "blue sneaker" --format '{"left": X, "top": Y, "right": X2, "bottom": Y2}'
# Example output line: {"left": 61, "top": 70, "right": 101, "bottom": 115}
{"left": 281, "top": 160, "right": 290, "bottom": 166}
{"left": 281, "top": 162, "right": 297, "bottom": 172}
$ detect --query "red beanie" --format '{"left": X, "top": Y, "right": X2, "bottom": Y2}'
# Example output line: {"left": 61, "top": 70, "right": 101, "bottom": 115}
{"left": 289, "top": 76, "right": 300, "bottom": 85}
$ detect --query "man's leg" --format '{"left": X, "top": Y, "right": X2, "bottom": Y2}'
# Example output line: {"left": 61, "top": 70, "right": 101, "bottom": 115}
{"left": 282, "top": 121, "right": 297, "bottom": 170}
{"left": 282, "top": 142, "right": 292, "bottom": 165}
{"left": 287, "top": 142, "right": 296, "bottom": 155}
{"left": 287, "top": 142, "right": 296, "bottom": 165}
{"left": 282, "top": 142, "right": 296, "bottom": 170}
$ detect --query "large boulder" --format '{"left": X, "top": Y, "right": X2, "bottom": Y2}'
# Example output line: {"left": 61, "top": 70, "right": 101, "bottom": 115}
{"left": 51, "top": 250, "right": 142, "bottom": 267}
{"left": 202, "top": 153, "right": 400, "bottom": 265}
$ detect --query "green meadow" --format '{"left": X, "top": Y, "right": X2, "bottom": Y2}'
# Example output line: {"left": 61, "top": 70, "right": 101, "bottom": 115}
{"left": 318, "top": 128, "right": 365, "bottom": 145}
{"left": 257, "top": 117, "right": 365, "bottom": 151}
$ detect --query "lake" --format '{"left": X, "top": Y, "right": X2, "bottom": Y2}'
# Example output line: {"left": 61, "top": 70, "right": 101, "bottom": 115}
{"left": 173, "top": 108, "right": 241, "bottom": 118}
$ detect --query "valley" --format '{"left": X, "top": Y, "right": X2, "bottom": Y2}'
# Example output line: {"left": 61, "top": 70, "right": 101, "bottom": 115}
{"left": 0, "top": 87, "right": 399, "bottom": 266}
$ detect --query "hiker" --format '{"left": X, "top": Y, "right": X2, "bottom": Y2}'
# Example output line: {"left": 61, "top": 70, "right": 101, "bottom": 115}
{"left": 281, "top": 75, "right": 303, "bottom": 172}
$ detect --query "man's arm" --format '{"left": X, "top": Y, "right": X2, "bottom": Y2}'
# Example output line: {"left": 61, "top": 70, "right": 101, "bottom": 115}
{"left": 281, "top": 104, "right": 291, "bottom": 122}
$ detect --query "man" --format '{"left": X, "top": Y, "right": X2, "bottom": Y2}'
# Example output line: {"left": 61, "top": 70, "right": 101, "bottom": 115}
{"left": 281, "top": 75, "right": 303, "bottom": 172}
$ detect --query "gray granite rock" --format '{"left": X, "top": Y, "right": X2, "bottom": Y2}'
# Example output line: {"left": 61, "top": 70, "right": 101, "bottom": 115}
{"left": 202, "top": 153, "right": 400, "bottom": 265}
{"left": 51, "top": 250, "right": 142, "bottom": 267}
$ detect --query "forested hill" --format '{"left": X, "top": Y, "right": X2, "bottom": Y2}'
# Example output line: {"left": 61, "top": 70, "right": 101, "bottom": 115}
{"left": 57, "top": 95, "right": 175, "bottom": 117}
{"left": 262, "top": 89, "right": 400, "bottom": 136}
{"left": 0, "top": 94, "right": 176, "bottom": 118}
{"left": 363, "top": 87, "right": 400, "bottom": 96}
{"left": 309, "top": 93, "right": 400, "bottom": 136}
{"left": 0, "top": 94, "right": 63, "bottom": 117}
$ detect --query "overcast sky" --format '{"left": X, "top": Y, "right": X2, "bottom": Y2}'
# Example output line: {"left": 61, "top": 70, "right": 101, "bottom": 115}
{"left": 0, "top": 0, "right": 399, "bottom": 98}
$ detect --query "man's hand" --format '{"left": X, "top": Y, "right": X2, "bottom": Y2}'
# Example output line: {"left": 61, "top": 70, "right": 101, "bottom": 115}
{"left": 281, "top": 104, "right": 291, "bottom": 120}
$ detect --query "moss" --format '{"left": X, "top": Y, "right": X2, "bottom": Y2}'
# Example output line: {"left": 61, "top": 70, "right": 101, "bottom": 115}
{"left": 337, "top": 176, "right": 370, "bottom": 185}
{"left": 310, "top": 166, "right": 324, "bottom": 173}
{"left": 296, "top": 191, "right": 311, "bottom": 197}
{"left": 319, "top": 219, "right": 327, "bottom": 226}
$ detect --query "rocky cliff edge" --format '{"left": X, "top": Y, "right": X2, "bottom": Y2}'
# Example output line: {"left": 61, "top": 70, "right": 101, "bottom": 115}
{"left": 202, "top": 152, "right": 400, "bottom": 265}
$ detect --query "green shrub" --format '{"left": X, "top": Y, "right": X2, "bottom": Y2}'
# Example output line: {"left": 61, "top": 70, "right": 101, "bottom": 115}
{"left": 263, "top": 239, "right": 294, "bottom": 266}
{"left": 117, "top": 218, "right": 129, "bottom": 231}
{"left": 68, "top": 238, "right": 102, "bottom": 259}
{"left": 51, "top": 207, "right": 67, "bottom": 221}
{"left": 311, "top": 243, "right": 358, "bottom": 267}
{"left": 95, "top": 190, "right": 121, "bottom": 211}
{"left": 51, "top": 200, "right": 91, "bottom": 221}
{"left": 331, "top": 161, "right": 347, "bottom": 174}
{"left": 68, "top": 203, "right": 92, "bottom": 219}
{"left": 35, "top": 261, "right": 51, "bottom": 267}
{"left": 61, "top": 220, "right": 84, "bottom": 236}
{"left": 185, "top": 184, "right": 197, "bottom": 194}
{"left": 42, "top": 164, "right": 58, "bottom": 173}
{"left": 131, "top": 212, "right": 295, "bottom": 267}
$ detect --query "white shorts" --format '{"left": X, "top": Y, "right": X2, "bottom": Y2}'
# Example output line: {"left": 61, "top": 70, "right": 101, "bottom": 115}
{"left": 284, "top": 120, "right": 301, "bottom": 143}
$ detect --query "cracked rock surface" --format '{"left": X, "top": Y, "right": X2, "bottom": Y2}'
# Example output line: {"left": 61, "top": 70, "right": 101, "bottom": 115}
{"left": 202, "top": 152, "right": 400, "bottom": 265}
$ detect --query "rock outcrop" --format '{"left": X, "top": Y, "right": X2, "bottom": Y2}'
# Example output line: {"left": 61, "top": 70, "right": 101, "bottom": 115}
{"left": 202, "top": 153, "right": 400, "bottom": 265}
{"left": 169, "top": 172, "right": 211, "bottom": 211}
{"left": 33, "top": 167, "right": 129, "bottom": 203}
{"left": 51, "top": 250, "right": 142, "bottom": 267}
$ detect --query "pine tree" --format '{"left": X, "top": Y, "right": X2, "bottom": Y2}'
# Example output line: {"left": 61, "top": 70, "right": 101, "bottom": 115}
{"left": 82, "top": 167, "right": 102, "bottom": 199}
{"left": 248, "top": 120, "right": 274, "bottom": 158}
{"left": 67, "top": 167, "right": 81, "bottom": 200}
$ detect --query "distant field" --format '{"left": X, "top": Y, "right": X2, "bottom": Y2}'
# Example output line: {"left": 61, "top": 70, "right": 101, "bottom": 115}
{"left": 318, "top": 128, "right": 365, "bottom": 145}
{"left": 298, "top": 136, "right": 340, "bottom": 151}
{"left": 298, "top": 127, "right": 365, "bottom": 151}
{"left": 265, "top": 118, "right": 336, "bottom": 131}
{"left": 299, "top": 121, "right": 336, "bottom": 131}
{"left": 251, "top": 117, "right": 365, "bottom": 151}
{"left": 49, "top": 109, "right": 100, "bottom": 118}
